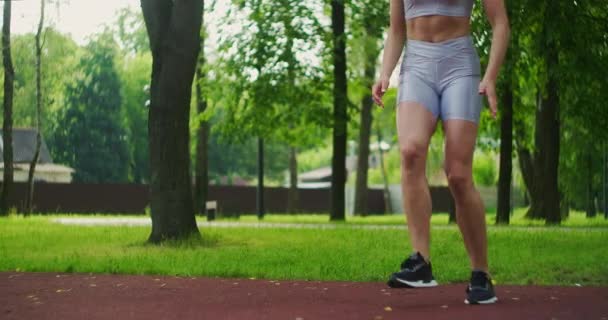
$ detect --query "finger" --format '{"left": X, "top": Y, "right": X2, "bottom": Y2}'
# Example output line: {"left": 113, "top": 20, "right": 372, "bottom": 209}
{"left": 489, "top": 95, "right": 498, "bottom": 119}
{"left": 372, "top": 92, "right": 383, "bottom": 107}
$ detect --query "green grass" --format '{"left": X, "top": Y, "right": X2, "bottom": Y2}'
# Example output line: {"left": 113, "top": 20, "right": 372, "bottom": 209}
{"left": 217, "top": 208, "right": 608, "bottom": 228}
{"left": 1, "top": 215, "right": 607, "bottom": 286}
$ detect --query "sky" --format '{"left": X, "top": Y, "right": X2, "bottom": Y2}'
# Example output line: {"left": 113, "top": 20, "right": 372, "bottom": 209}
{"left": 3, "top": 0, "right": 394, "bottom": 85}
{"left": 8, "top": 0, "right": 140, "bottom": 44}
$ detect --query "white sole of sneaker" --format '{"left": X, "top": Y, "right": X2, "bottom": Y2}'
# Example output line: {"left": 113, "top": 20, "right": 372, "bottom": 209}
{"left": 395, "top": 278, "right": 438, "bottom": 288}
{"left": 464, "top": 297, "right": 498, "bottom": 305}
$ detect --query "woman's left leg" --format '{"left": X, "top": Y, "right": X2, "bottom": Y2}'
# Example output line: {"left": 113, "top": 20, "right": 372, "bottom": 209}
{"left": 442, "top": 119, "right": 488, "bottom": 272}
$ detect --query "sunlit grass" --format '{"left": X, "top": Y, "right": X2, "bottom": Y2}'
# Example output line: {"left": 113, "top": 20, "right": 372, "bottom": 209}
{"left": 1, "top": 215, "right": 606, "bottom": 286}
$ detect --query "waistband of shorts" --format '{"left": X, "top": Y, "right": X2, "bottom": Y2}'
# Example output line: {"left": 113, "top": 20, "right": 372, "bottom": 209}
{"left": 405, "top": 35, "right": 474, "bottom": 57}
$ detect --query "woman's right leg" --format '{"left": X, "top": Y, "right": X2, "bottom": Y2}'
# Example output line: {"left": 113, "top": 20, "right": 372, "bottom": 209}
{"left": 396, "top": 101, "right": 438, "bottom": 260}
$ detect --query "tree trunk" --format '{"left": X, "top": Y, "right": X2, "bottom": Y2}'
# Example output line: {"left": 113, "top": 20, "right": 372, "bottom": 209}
{"left": 1, "top": 1, "right": 14, "bottom": 216}
{"left": 496, "top": 78, "right": 513, "bottom": 225}
{"left": 513, "top": 109, "right": 535, "bottom": 208}
{"left": 142, "top": 0, "right": 202, "bottom": 243}
{"left": 257, "top": 137, "right": 265, "bottom": 219}
{"left": 354, "top": 62, "right": 375, "bottom": 216}
{"left": 330, "top": 0, "right": 347, "bottom": 221}
{"left": 26, "top": 0, "right": 46, "bottom": 215}
{"left": 354, "top": 99, "right": 372, "bottom": 216}
{"left": 586, "top": 152, "right": 596, "bottom": 217}
{"left": 193, "top": 7, "right": 208, "bottom": 218}
{"left": 376, "top": 128, "right": 393, "bottom": 214}
{"left": 287, "top": 146, "right": 299, "bottom": 213}
{"left": 526, "top": 91, "right": 544, "bottom": 219}
{"left": 539, "top": 37, "right": 561, "bottom": 225}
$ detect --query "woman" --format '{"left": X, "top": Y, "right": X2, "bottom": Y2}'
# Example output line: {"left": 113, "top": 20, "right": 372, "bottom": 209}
{"left": 371, "top": 0, "right": 509, "bottom": 305}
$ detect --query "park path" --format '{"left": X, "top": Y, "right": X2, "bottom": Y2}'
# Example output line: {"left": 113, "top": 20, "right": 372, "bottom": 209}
{"left": 52, "top": 216, "right": 608, "bottom": 232}
{"left": 2, "top": 271, "right": 607, "bottom": 320}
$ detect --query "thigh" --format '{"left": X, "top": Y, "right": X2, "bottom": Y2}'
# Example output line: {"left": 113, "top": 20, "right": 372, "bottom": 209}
{"left": 440, "top": 76, "right": 482, "bottom": 123}
{"left": 396, "top": 100, "right": 438, "bottom": 155}
{"left": 443, "top": 119, "right": 479, "bottom": 174}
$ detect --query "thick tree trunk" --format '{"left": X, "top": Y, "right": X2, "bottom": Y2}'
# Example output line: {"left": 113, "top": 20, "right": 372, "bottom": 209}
{"left": 330, "top": 0, "right": 347, "bottom": 221}
{"left": 496, "top": 79, "right": 513, "bottom": 225}
{"left": 193, "top": 7, "right": 208, "bottom": 218}
{"left": 257, "top": 137, "right": 265, "bottom": 219}
{"left": 142, "top": 0, "right": 202, "bottom": 243}
{"left": 539, "top": 42, "right": 561, "bottom": 225}
{"left": 1, "top": 1, "right": 14, "bottom": 216}
{"left": 287, "top": 146, "right": 299, "bottom": 214}
{"left": 26, "top": 0, "right": 45, "bottom": 215}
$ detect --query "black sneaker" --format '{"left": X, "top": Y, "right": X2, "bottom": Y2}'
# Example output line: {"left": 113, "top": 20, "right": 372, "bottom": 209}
{"left": 465, "top": 270, "right": 498, "bottom": 304}
{"left": 387, "top": 252, "right": 438, "bottom": 288}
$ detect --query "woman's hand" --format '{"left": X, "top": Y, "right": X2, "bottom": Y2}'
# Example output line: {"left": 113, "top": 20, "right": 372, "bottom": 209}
{"left": 479, "top": 78, "right": 497, "bottom": 119}
{"left": 372, "top": 77, "right": 390, "bottom": 108}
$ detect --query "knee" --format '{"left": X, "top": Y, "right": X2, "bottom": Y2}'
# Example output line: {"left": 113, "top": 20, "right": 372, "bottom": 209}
{"left": 400, "top": 141, "right": 426, "bottom": 172}
{"left": 445, "top": 165, "right": 473, "bottom": 193}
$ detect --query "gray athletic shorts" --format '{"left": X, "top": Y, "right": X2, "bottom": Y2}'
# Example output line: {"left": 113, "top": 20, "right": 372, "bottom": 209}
{"left": 397, "top": 35, "right": 482, "bottom": 123}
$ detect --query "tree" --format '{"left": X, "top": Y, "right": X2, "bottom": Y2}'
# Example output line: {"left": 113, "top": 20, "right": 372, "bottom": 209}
{"left": 214, "top": 0, "right": 329, "bottom": 216}
{"left": 114, "top": 7, "right": 150, "bottom": 55}
{"left": 495, "top": 0, "right": 520, "bottom": 225}
{"left": 141, "top": 0, "right": 203, "bottom": 242}
{"left": 25, "top": 0, "right": 46, "bottom": 214}
{"left": 117, "top": 52, "right": 151, "bottom": 184}
{"left": 1, "top": 1, "right": 14, "bottom": 216}
{"left": 50, "top": 34, "right": 129, "bottom": 183}
{"left": 330, "top": 0, "right": 348, "bottom": 221}
{"left": 351, "top": 0, "right": 388, "bottom": 215}
{"left": 108, "top": 6, "right": 151, "bottom": 184}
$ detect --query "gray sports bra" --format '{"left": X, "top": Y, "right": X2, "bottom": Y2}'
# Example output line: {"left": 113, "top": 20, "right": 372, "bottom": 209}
{"left": 404, "top": 0, "right": 474, "bottom": 20}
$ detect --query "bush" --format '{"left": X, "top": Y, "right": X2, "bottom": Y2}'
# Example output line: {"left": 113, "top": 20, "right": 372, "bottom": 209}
{"left": 473, "top": 151, "right": 497, "bottom": 187}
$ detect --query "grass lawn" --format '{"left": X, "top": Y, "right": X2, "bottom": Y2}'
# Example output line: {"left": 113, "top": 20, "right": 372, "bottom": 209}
{"left": 1, "top": 214, "right": 607, "bottom": 286}
{"left": 230, "top": 208, "right": 608, "bottom": 228}
{"left": 42, "top": 208, "right": 608, "bottom": 228}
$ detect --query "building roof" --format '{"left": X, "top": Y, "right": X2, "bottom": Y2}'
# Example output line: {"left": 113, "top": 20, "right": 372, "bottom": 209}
{"left": 299, "top": 166, "right": 332, "bottom": 182}
{"left": 0, "top": 128, "right": 53, "bottom": 163}
{"left": 0, "top": 162, "right": 75, "bottom": 173}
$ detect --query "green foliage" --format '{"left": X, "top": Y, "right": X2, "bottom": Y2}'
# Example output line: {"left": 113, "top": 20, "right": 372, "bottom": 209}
{"left": 298, "top": 141, "right": 333, "bottom": 173}
{"left": 0, "top": 28, "right": 81, "bottom": 137}
{"left": 473, "top": 151, "right": 498, "bottom": 187}
{"left": 111, "top": 7, "right": 149, "bottom": 55}
{"left": 49, "top": 34, "right": 129, "bottom": 183}
{"left": 213, "top": 0, "right": 330, "bottom": 147}
{"left": 207, "top": 134, "right": 289, "bottom": 185}
{"left": 117, "top": 52, "right": 151, "bottom": 183}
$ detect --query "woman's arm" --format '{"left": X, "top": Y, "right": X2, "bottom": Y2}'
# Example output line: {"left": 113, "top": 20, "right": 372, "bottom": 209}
{"left": 479, "top": 0, "right": 510, "bottom": 118}
{"left": 372, "top": 0, "right": 407, "bottom": 107}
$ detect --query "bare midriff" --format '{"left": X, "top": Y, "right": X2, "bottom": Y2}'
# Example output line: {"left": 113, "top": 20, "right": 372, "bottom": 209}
{"left": 406, "top": 16, "right": 471, "bottom": 42}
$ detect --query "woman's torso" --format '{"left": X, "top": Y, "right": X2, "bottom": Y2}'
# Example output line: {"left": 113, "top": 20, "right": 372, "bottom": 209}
{"left": 404, "top": 0, "right": 474, "bottom": 43}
